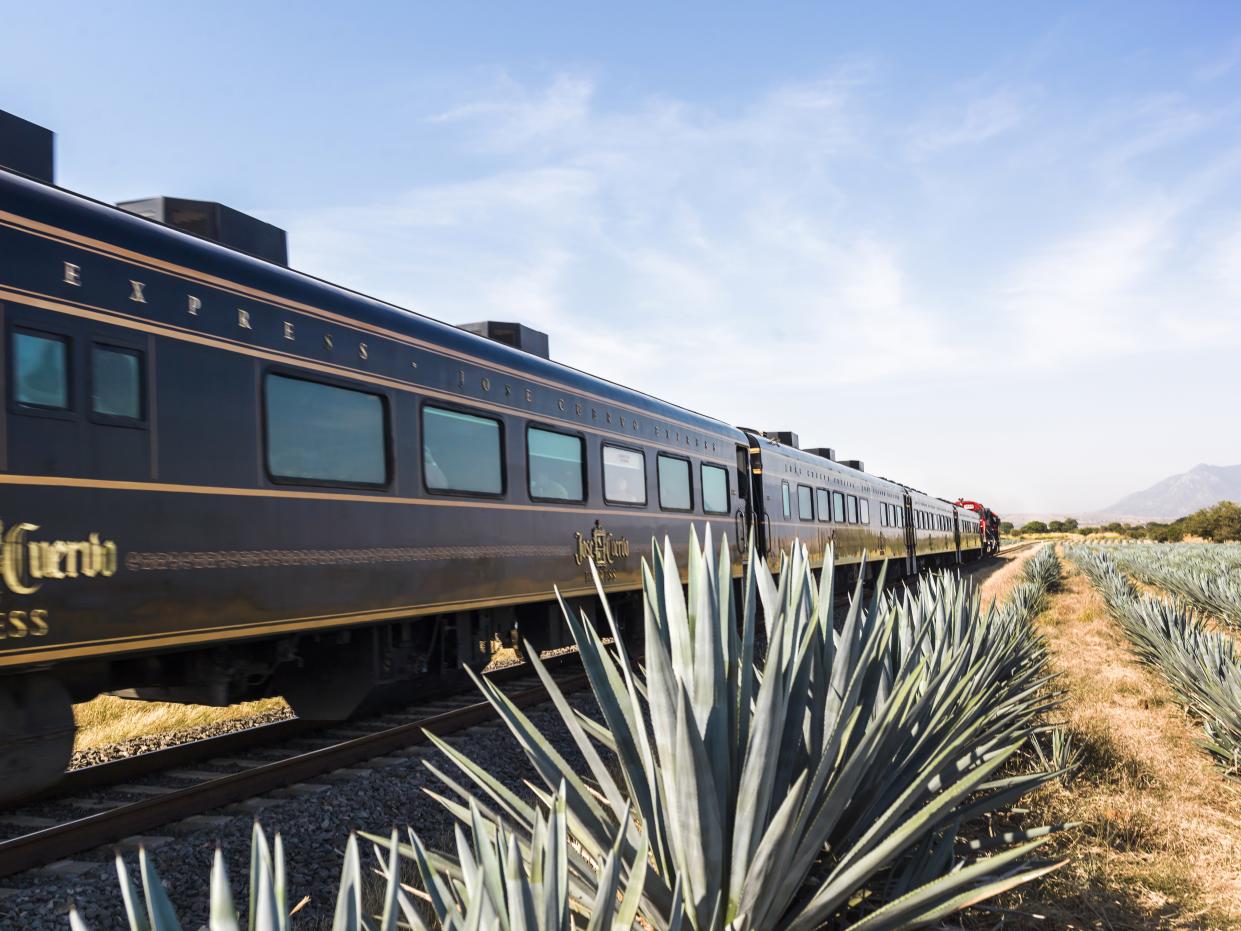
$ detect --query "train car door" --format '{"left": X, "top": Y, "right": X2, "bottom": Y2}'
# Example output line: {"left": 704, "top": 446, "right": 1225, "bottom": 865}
{"left": 81, "top": 326, "right": 153, "bottom": 482}
{"left": 742, "top": 433, "right": 769, "bottom": 558}
{"left": 952, "top": 509, "right": 962, "bottom": 564}
{"left": 902, "top": 491, "right": 917, "bottom": 575}
{"left": 734, "top": 443, "right": 758, "bottom": 557}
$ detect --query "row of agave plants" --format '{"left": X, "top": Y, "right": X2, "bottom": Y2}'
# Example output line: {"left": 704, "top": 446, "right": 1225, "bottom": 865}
{"left": 77, "top": 535, "right": 1070, "bottom": 930}
{"left": 1067, "top": 545, "right": 1241, "bottom": 778}
{"left": 1100, "top": 542, "right": 1241, "bottom": 629}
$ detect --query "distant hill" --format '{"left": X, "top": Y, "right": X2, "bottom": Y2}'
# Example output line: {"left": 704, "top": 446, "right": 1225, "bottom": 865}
{"left": 1094, "top": 463, "right": 1241, "bottom": 522}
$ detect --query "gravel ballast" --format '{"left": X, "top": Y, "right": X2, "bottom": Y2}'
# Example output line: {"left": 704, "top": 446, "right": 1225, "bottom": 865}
{"left": 0, "top": 692, "right": 603, "bottom": 931}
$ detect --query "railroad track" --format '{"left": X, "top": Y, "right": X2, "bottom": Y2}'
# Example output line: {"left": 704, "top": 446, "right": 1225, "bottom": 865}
{"left": 0, "top": 653, "right": 589, "bottom": 880}
{"left": 994, "top": 540, "right": 1041, "bottom": 557}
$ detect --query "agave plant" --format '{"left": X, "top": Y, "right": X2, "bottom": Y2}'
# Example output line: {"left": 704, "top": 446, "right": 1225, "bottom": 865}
{"left": 394, "top": 530, "right": 1067, "bottom": 930}
{"left": 1069, "top": 545, "right": 1241, "bottom": 778}
{"left": 68, "top": 820, "right": 420, "bottom": 931}
{"left": 1103, "top": 543, "right": 1241, "bottom": 629}
{"left": 1021, "top": 545, "right": 1063, "bottom": 596}
{"left": 398, "top": 781, "right": 665, "bottom": 930}
{"left": 69, "top": 782, "right": 638, "bottom": 931}
{"left": 1031, "top": 726, "right": 1082, "bottom": 785}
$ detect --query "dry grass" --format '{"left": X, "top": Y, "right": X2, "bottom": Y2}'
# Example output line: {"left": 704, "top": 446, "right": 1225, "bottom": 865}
{"left": 73, "top": 694, "right": 289, "bottom": 751}
{"left": 74, "top": 637, "right": 523, "bottom": 754}
{"left": 971, "top": 550, "right": 1241, "bottom": 930}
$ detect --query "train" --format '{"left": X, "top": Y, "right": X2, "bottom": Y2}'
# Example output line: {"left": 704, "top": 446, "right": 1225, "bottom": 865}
{"left": 0, "top": 110, "right": 996, "bottom": 802}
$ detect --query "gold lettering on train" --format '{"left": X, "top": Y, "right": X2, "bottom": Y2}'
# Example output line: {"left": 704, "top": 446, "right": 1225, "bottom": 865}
{"left": 573, "top": 521, "right": 630, "bottom": 582}
{"left": 359, "top": 342, "right": 369, "bottom": 360}
{"left": 30, "top": 609, "right": 49, "bottom": 635}
{"left": 1, "top": 522, "right": 117, "bottom": 596}
{"left": 324, "top": 333, "right": 334, "bottom": 349}
{"left": 129, "top": 280, "right": 146, "bottom": 303}
{"left": 64, "top": 262, "right": 81, "bottom": 286}
{"left": 238, "top": 309, "right": 252, "bottom": 329}
{"left": 187, "top": 295, "right": 202, "bottom": 315}
{"left": 283, "top": 321, "right": 295, "bottom": 341}
{"left": 0, "top": 609, "right": 50, "bottom": 639}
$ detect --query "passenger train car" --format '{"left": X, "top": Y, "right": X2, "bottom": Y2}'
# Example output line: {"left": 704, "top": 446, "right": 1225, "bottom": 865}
{"left": 0, "top": 112, "right": 989, "bottom": 802}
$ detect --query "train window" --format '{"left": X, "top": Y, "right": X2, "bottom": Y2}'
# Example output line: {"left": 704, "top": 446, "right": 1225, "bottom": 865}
{"left": 860, "top": 498, "right": 870, "bottom": 524}
{"left": 603, "top": 445, "right": 647, "bottom": 505}
{"left": 816, "top": 488, "right": 830, "bottom": 522}
{"left": 422, "top": 405, "right": 502, "bottom": 495}
{"left": 91, "top": 345, "right": 143, "bottom": 420}
{"left": 782, "top": 482, "right": 792, "bottom": 519}
{"left": 797, "top": 484, "right": 814, "bottom": 520}
{"left": 527, "top": 427, "right": 585, "bottom": 502}
{"left": 832, "top": 490, "right": 845, "bottom": 522}
{"left": 847, "top": 494, "right": 859, "bottom": 524}
{"left": 13, "top": 330, "right": 69, "bottom": 410}
{"left": 657, "top": 454, "right": 692, "bottom": 511}
{"left": 267, "top": 374, "right": 388, "bottom": 486}
{"left": 701, "top": 463, "right": 730, "bottom": 514}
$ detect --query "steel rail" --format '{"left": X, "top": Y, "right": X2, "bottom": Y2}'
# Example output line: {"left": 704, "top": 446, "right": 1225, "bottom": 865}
{"left": 0, "top": 662, "right": 589, "bottom": 878}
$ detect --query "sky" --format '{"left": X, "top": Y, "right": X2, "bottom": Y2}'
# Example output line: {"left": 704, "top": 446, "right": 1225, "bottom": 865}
{"left": 2, "top": 1, "right": 1240, "bottom": 515}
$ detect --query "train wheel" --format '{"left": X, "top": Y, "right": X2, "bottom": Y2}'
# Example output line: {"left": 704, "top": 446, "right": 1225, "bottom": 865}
{"left": 0, "top": 674, "right": 75, "bottom": 805}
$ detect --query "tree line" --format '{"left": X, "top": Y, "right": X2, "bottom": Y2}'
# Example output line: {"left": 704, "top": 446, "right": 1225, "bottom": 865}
{"left": 1007, "top": 501, "right": 1241, "bottom": 543}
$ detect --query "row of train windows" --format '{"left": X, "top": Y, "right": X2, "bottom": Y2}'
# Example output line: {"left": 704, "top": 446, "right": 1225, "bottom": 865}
{"left": 10, "top": 335, "right": 732, "bottom": 512}
{"left": 915, "top": 511, "right": 953, "bottom": 532}
{"left": 264, "top": 373, "right": 734, "bottom": 511}
{"left": 12, "top": 330, "right": 144, "bottom": 420}
{"left": 773, "top": 475, "right": 968, "bottom": 537}
{"left": 781, "top": 482, "right": 873, "bottom": 525}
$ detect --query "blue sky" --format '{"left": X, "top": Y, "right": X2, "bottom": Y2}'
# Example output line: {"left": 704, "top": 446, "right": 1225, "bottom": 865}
{"left": 3, "top": 1, "right": 1240, "bottom": 514}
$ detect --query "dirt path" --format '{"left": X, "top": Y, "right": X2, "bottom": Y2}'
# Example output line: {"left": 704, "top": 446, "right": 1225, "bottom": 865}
{"left": 965, "top": 544, "right": 1038, "bottom": 604}
{"left": 990, "top": 551, "right": 1241, "bottom": 929}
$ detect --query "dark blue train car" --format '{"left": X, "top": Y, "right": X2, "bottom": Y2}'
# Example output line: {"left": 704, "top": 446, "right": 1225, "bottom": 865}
{"left": 0, "top": 111, "right": 983, "bottom": 801}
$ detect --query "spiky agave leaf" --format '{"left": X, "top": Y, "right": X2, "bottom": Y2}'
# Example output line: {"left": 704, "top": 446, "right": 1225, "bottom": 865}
{"left": 381, "top": 781, "right": 656, "bottom": 931}
{"left": 414, "top": 528, "right": 1065, "bottom": 930}
{"left": 72, "top": 822, "right": 421, "bottom": 931}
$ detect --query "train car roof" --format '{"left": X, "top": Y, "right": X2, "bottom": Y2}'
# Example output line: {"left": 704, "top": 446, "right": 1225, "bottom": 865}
{"left": 748, "top": 435, "right": 907, "bottom": 496}
{"left": 0, "top": 169, "right": 744, "bottom": 443}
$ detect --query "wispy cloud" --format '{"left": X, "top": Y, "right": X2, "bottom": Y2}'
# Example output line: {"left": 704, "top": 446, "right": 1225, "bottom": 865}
{"left": 273, "top": 62, "right": 1241, "bottom": 512}
{"left": 910, "top": 88, "right": 1028, "bottom": 154}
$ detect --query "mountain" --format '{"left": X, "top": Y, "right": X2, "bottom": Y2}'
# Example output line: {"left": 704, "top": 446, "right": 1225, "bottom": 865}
{"left": 1094, "top": 463, "right": 1241, "bottom": 522}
